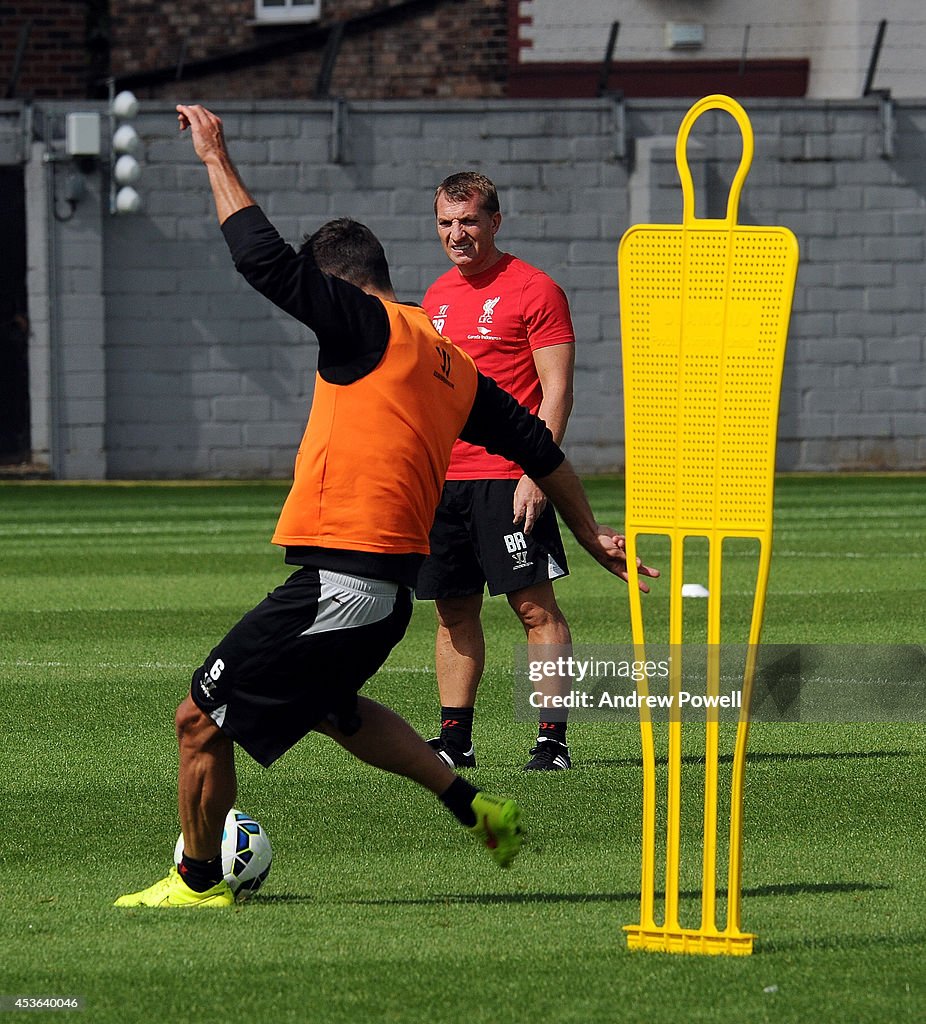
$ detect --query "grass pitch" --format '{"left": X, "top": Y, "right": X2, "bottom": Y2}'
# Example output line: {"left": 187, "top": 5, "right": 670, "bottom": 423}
{"left": 0, "top": 476, "right": 923, "bottom": 1023}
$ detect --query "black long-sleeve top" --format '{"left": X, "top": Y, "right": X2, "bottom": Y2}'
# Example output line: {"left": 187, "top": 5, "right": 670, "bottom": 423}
{"left": 221, "top": 206, "right": 565, "bottom": 585}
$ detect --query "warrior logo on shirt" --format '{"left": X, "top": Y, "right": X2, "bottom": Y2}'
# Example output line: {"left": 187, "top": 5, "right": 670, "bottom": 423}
{"left": 433, "top": 344, "right": 454, "bottom": 388}
{"left": 478, "top": 297, "right": 501, "bottom": 324}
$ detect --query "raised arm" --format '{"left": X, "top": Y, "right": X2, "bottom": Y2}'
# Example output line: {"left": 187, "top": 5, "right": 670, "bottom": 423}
{"left": 176, "top": 104, "right": 255, "bottom": 225}
{"left": 175, "top": 105, "right": 388, "bottom": 377}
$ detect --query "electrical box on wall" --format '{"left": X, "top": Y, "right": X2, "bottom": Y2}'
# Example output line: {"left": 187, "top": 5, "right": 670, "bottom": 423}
{"left": 66, "top": 113, "right": 102, "bottom": 157}
{"left": 665, "top": 22, "right": 705, "bottom": 50}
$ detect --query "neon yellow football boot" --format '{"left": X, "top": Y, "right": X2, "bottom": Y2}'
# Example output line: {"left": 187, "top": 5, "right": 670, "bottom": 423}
{"left": 114, "top": 867, "right": 234, "bottom": 908}
{"left": 469, "top": 792, "right": 524, "bottom": 869}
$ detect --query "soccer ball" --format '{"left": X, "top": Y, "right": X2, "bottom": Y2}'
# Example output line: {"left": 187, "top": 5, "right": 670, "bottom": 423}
{"left": 174, "top": 808, "right": 272, "bottom": 901}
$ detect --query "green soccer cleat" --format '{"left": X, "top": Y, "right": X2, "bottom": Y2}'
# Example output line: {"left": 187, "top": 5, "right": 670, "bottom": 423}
{"left": 114, "top": 867, "right": 234, "bottom": 908}
{"left": 469, "top": 792, "right": 524, "bottom": 869}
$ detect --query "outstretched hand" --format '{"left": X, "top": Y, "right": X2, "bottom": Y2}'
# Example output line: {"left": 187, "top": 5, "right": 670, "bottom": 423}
{"left": 587, "top": 526, "right": 660, "bottom": 592}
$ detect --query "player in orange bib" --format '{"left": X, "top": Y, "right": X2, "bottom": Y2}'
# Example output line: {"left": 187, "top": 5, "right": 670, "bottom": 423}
{"left": 114, "top": 108, "right": 658, "bottom": 908}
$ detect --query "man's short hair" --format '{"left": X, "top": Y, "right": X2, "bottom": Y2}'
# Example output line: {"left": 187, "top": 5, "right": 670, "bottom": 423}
{"left": 301, "top": 218, "right": 393, "bottom": 294}
{"left": 434, "top": 171, "right": 500, "bottom": 216}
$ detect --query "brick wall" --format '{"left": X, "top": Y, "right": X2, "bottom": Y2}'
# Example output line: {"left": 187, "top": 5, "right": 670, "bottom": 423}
{"left": 1, "top": 1, "right": 95, "bottom": 99}
{"left": 109, "top": 0, "right": 509, "bottom": 101}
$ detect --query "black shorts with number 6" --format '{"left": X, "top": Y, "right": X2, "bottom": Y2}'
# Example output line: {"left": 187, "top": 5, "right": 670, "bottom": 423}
{"left": 191, "top": 567, "right": 413, "bottom": 767}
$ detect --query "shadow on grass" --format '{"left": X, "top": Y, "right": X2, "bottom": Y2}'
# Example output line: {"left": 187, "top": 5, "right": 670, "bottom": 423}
{"left": 250, "top": 893, "right": 317, "bottom": 905}
{"left": 743, "top": 880, "right": 890, "bottom": 898}
{"left": 739, "top": 749, "right": 912, "bottom": 764}
{"left": 583, "top": 750, "right": 912, "bottom": 769}
{"left": 347, "top": 880, "right": 889, "bottom": 907}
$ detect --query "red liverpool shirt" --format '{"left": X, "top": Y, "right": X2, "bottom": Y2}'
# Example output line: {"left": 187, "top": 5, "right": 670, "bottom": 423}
{"left": 423, "top": 253, "right": 575, "bottom": 479}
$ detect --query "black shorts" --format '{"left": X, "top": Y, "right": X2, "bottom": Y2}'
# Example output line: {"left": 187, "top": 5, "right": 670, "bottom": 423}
{"left": 415, "top": 479, "right": 569, "bottom": 600}
{"left": 190, "top": 567, "right": 413, "bottom": 767}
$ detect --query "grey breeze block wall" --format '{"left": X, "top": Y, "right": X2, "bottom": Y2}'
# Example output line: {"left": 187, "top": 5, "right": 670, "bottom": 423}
{"left": 17, "top": 97, "right": 926, "bottom": 478}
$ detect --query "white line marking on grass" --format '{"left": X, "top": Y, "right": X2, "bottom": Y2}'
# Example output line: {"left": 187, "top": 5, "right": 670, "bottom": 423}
{"left": 8, "top": 660, "right": 65, "bottom": 667}
{"left": 0, "top": 523, "right": 265, "bottom": 538}
{"left": 775, "top": 552, "right": 924, "bottom": 558}
{"left": 781, "top": 507, "right": 922, "bottom": 519}
{"left": 5, "top": 659, "right": 435, "bottom": 673}
{"left": 7, "top": 659, "right": 190, "bottom": 670}
{"left": 747, "top": 588, "right": 887, "bottom": 596}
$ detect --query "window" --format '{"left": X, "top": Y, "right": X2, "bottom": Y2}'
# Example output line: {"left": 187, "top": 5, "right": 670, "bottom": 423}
{"left": 255, "top": 0, "right": 321, "bottom": 25}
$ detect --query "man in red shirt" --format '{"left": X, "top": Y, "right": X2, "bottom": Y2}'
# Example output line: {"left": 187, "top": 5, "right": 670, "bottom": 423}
{"left": 417, "top": 172, "right": 577, "bottom": 771}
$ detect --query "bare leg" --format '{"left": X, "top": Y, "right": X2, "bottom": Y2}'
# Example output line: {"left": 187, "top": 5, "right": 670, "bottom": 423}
{"left": 316, "top": 696, "right": 455, "bottom": 795}
{"left": 434, "top": 592, "right": 485, "bottom": 708}
{"left": 508, "top": 581, "right": 572, "bottom": 715}
{"left": 507, "top": 580, "right": 571, "bottom": 649}
{"left": 318, "top": 696, "right": 524, "bottom": 868}
{"left": 175, "top": 696, "right": 237, "bottom": 860}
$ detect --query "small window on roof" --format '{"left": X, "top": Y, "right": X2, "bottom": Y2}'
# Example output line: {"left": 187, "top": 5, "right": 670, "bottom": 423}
{"left": 255, "top": 0, "right": 321, "bottom": 24}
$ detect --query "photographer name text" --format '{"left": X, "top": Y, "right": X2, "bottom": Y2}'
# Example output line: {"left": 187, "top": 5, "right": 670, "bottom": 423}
{"left": 528, "top": 689, "right": 743, "bottom": 710}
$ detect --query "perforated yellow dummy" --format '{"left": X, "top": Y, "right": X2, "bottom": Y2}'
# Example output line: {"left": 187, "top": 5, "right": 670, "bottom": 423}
{"left": 619, "top": 95, "right": 799, "bottom": 955}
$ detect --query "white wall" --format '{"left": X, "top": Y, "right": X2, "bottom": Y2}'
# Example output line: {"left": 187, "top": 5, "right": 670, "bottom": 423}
{"left": 517, "top": 0, "right": 926, "bottom": 99}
